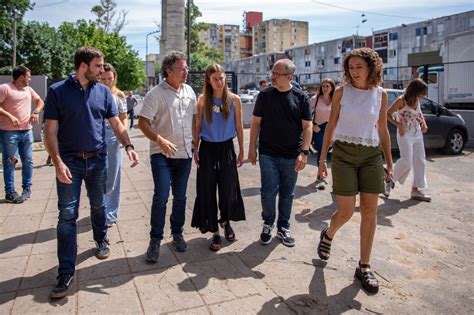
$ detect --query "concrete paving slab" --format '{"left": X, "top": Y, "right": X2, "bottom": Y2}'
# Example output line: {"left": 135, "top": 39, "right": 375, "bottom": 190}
{"left": 20, "top": 253, "right": 58, "bottom": 290}
{"left": 10, "top": 285, "right": 77, "bottom": 315}
{"left": 0, "top": 256, "right": 29, "bottom": 293}
{"left": 8, "top": 199, "right": 48, "bottom": 216}
{"left": 77, "top": 274, "right": 142, "bottom": 314}
{"left": 123, "top": 240, "right": 178, "bottom": 273}
{"left": 0, "top": 213, "right": 43, "bottom": 234}
{"left": 0, "top": 231, "right": 35, "bottom": 258}
{"left": 0, "top": 292, "right": 16, "bottom": 314}
{"left": 116, "top": 203, "right": 149, "bottom": 222}
{"left": 1, "top": 129, "right": 473, "bottom": 313}
{"left": 134, "top": 266, "right": 205, "bottom": 313}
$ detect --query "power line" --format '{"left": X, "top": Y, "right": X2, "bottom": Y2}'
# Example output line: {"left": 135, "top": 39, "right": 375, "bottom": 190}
{"left": 36, "top": 0, "right": 69, "bottom": 8}
{"left": 311, "top": 1, "right": 429, "bottom": 20}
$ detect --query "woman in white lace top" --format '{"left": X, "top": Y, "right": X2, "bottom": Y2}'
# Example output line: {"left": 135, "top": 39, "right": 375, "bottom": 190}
{"left": 316, "top": 48, "right": 393, "bottom": 294}
{"left": 385, "top": 78, "right": 430, "bottom": 202}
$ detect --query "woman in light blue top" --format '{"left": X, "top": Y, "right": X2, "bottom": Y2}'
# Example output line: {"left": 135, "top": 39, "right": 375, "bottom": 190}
{"left": 192, "top": 64, "right": 245, "bottom": 251}
{"left": 100, "top": 63, "right": 127, "bottom": 227}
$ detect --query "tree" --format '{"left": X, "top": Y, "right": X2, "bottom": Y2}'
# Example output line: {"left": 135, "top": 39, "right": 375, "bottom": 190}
{"left": 58, "top": 20, "right": 144, "bottom": 90}
{"left": 91, "top": 0, "right": 128, "bottom": 33}
{"left": 184, "top": 1, "right": 223, "bottom": 71}
{"left": 0, "top": 0, "right": 33, "bottom": 73}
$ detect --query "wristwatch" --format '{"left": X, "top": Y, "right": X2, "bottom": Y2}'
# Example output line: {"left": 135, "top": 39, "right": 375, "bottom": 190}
{"left": 32, "top": 110, "right": 39, "bottom": 115}
{"left": 301, "top": 149, "right": 310, "bottom": 156}
{"left": 125, "top": 144, "right": 135, "bottom": 151}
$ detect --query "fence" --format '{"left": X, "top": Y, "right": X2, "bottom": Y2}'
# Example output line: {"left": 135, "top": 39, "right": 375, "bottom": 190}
{"left": 234, "top": 61, "right": 474, "bottom": 109}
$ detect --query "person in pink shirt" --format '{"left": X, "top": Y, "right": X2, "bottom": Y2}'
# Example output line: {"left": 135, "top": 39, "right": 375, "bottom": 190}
{"left": 0, "top": 66, "right": 44, "bottom": 203}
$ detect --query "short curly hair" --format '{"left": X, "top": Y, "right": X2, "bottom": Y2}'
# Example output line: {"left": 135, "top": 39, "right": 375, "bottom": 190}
{"left": 342, "top": 48, "right": 384, "bottom": 88}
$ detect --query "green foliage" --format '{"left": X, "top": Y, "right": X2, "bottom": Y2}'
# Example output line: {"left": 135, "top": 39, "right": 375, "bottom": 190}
{"left": 0, "top": 0, "right": 33, "bottom": 72}
{"left": 185, "top": 1, "right": 225, "bottom": 71}
{"left": 57, "top": 20, "right": 144, "bottom": 91}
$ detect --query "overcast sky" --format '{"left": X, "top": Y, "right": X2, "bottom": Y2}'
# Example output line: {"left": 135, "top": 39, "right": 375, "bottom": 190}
{"left": 25, "top": 0, "right": 474, "bottom": 59}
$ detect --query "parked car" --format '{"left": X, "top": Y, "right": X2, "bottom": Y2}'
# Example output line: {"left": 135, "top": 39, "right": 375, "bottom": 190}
{"left": 239, "top": 93, "right": 254, "bottom": 104}
{"left": 386, "top": 89, "right": 468, "bottom": 155}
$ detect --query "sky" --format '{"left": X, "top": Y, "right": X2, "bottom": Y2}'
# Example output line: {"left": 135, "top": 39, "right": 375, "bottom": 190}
{"left": 25, "top": 0, "right": 474, "bottom": 59}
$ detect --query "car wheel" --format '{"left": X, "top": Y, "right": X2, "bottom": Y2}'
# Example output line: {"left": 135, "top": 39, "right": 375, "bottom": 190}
{"left": 442, "top": 129, "right": 465, "bottom": 155}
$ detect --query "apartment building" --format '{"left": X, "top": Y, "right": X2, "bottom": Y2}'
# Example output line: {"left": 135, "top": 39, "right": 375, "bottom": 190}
{"left": 253, "top": 19, "right": 308, "bottom": 55}
{"left": 198, "top": 24, "right": 241, "bottom": 63}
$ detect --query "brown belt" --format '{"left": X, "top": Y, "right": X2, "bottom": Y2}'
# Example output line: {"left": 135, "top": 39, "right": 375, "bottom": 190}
{"left": 76, "top": 151, "right": 98, "bottom": 159}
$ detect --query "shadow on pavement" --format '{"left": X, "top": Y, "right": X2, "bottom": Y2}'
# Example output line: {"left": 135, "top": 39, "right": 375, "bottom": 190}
{"left": 0, "top": 238, "right": 280, "bottom": 306}
{"left": 0, "top": 217, "right": 91, "bottom": 255}
{"left": 258, "top": 259, "right": 362, "bottom": 314}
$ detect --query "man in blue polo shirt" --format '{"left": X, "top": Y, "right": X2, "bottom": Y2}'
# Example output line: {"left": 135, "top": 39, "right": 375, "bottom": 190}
{"left": 43, "top": 46, "right": 139, "bottom": 299}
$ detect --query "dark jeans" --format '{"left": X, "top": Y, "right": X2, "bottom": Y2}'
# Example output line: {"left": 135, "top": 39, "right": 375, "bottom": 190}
{"left": 0, "top": 129, "right": 33, "bottom": 193}
{"left": 312, "top": 122, "right": 329, "bottom": 169}
{"left": 150, "top": 154, "right": 192, "bottom": 240}
{"left": 56, "top": 155, "right": 108, "bottom": 275}
{"left": 259, "top": 154, "right": 298, "bottom": 229}
{"left": 127, "top": 110, "right": 134, "bottom": 129}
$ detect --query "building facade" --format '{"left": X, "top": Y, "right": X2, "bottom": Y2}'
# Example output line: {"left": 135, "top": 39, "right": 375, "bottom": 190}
{"left": 252, "top": 19, "right": 308, "bottom": 55}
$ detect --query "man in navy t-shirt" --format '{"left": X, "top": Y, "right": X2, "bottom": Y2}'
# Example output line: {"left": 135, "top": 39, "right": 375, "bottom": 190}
{"left": 248, "top": 59, "right": 312, "bottom": 248}
{"left": 43, "top": 46, "right": 139, "bottom": 299}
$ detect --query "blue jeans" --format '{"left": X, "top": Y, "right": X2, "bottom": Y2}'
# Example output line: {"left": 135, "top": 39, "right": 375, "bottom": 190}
{"left": 312, "top": 122, "right": 329, "bottom": 168}
{"left": 150, "top": 154, "right": 192, "bottom": 240}
{"left": 0, "top": 130, "right": 33, "bottom": 193}
{"left": 56, "top": 155, "right": 108, "bottom": 275}
{"left": 259, "top": 154, "right": 298, "bottom": 229}
{"left": 105, "top": 126, "right": 122, "bottom": 224}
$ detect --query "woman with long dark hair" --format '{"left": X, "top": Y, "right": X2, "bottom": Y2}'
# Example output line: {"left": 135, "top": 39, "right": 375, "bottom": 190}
{"left": 310, "top": 78, "right": 335, "bottom": 190}
{"left": 191, "top": 64, "right": 246, "bottom": 251}
{"left": 385, "top": 78, "right": 430, "bottom": 201}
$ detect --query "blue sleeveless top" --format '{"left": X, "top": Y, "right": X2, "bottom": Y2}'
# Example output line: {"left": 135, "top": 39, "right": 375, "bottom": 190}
{"left": 200, "top": 96, "right": 236, "bottom": 142}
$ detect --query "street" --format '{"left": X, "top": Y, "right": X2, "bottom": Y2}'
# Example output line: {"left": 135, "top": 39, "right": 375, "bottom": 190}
{"left": 0, "top": 127, "right": 473, "bottom": 314}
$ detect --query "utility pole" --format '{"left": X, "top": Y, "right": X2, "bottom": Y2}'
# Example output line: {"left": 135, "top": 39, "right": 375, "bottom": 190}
{"left": 12, "top": 11, "right": 17, "bottom": 68}
{"left": 187, "top": 0, "right": 191, "bottom": 68}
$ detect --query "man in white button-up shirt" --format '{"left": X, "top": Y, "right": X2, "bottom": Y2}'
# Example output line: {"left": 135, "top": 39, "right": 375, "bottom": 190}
{"left": 138, "top": 51, "right": 197, "bottom": 263}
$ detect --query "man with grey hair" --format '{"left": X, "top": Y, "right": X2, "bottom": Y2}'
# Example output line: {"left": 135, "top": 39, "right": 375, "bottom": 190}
{"left": 248, "top": 59, "right": 313, "bottom": 247}
{"left": 138, "top": 51, "right": 196, "bottom": 263}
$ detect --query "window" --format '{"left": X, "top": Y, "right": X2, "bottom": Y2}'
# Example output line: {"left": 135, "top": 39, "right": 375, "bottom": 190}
{"left": 415, "top": 27, "right": 421, "bottom": 36}
{"left": 389, "top": 49, "right": 396, "bottom": 58}
{"left": 437, "top": 24, "right": 444, "bottom": 33}
{"left": 376, "top": 49, "right": 388, "bottom": 63}
{"left": 305, "top": 61, "right": 311, "bottom": 67}
{"left": 389, "top": 32, "right": 398, "bottom": 41}
{"left": 317, "top": 59, "right": 325, "bottom": 67}
{"left": 334, "top": 57, "right": 340, "bottom": 64}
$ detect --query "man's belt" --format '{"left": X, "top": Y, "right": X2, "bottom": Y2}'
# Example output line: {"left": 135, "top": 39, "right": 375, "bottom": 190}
{"left": 76, "top": 151, "right": 98, "bottom": 159}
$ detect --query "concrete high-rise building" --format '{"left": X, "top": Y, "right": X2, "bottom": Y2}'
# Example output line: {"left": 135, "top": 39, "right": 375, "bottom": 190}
{"left": 240, "top": 11, "right": 263, "bottom": 59}
{"left": 198, "top": 23, "right": 219, "bottom": 49}
{"left": 198, "top": 23, "right": 241, "bottom": 63}
{"left": 160, "top": 0, "right": 185, "bottom": 62}
{"left": 253, "top": 19, "right": 308, "bottom": 55}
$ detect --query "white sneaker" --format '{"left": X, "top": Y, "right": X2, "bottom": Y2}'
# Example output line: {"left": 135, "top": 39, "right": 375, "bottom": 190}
{"left": 411, "top": 190, "right": 431, "bottom": 202}
{"left": 315, "top": 179, "right": 327, "bottom": 190}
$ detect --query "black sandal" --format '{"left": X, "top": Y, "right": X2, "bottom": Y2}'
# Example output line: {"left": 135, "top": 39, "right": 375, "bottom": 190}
{"left": 355, "top": 262, "right": 379, "bottom": 294}
{"left": 317, "top": 228, "right": 332, "bottom": 260}
{"left": 209, "top": 234, "right": 222, "bottom": 252}
{"left": 221, "top": 222, "right": 236, "bottom": 242}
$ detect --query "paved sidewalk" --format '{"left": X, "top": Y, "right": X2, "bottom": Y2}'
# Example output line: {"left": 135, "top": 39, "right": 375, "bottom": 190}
{"left": 1, "top": 128, "right": 473, "bottom": 314}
